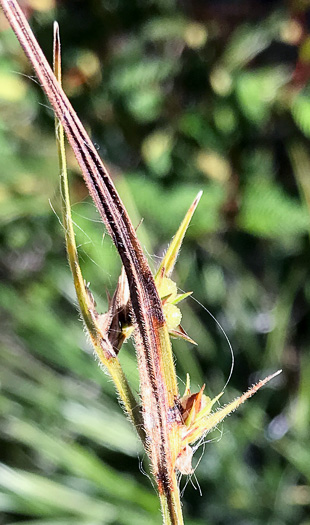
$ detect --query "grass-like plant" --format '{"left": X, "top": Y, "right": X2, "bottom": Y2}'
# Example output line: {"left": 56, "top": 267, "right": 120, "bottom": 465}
{"left": 0, "top": 1, "right": 281, "bottom": 523}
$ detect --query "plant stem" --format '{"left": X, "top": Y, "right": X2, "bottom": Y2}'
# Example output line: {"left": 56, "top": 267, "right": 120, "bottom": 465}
{"left": 0, "top": 1, "right": 184, "bottom": 522}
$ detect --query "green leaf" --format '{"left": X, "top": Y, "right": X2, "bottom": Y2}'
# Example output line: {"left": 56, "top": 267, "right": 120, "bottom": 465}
{"left": 238, "top": 177, "right": 310, "bottom": 238}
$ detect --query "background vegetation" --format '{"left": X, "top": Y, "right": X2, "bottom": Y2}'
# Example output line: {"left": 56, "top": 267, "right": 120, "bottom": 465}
{"left": 1, "top": 0, "right": 310, "bottom": 523}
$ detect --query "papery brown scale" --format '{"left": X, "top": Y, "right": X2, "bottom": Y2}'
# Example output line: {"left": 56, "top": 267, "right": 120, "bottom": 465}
{"left": 179, "top": 385, "right": 206, "bottom": 424}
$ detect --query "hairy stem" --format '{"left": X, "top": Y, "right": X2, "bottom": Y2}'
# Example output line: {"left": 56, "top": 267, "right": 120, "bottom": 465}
{"left": 0, "top": 1, "right": 184, "bottom": 522}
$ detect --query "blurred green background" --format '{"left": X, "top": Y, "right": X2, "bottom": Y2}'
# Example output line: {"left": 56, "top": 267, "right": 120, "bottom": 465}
{"left": 1, "top": 0, "right": 310, "bottom": 523}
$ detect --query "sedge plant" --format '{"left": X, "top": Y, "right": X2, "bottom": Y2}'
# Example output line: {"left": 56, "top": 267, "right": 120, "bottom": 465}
{"left": 0, "top": 2, "right": 281, "bottom": 524}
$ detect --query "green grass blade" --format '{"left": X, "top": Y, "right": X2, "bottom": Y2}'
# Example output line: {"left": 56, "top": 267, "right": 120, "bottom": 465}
{"left": 53, "top": 22, "right": 143, "bottom": 439}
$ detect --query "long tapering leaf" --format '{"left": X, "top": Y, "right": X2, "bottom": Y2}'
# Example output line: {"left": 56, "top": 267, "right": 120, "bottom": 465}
{"left": 53, "top": 22, "right": 142, "bottom": 438}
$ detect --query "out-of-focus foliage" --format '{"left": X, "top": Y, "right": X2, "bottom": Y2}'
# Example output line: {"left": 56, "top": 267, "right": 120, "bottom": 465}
{"left": 0, "top": 0, "right": 310, "bottom": 524}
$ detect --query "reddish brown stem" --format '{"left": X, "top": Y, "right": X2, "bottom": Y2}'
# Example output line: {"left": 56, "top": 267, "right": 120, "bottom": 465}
{"left": 0, "top": 1, "right": 181, "bottom": 519}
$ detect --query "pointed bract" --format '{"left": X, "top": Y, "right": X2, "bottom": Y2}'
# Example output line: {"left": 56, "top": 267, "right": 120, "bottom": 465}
{"left": 155, "top": 191, "right": 202, "bottom": 280}
{"left": 175, "top": 370, "right": 282, "bottom": 475}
